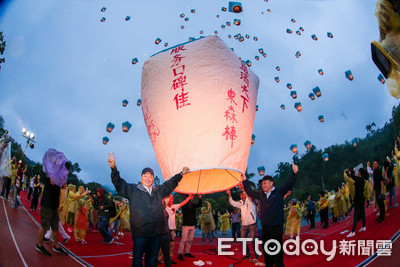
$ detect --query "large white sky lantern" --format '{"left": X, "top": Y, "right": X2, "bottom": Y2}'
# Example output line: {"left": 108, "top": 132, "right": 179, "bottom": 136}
{"left": 141, "top": 35, "right": 260, "bottom": 194}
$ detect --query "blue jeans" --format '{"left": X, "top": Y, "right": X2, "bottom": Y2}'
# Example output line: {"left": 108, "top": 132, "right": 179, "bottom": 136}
{"left": 99, "top": 215, "right": 112, "bottom": 242}
{"left": 202, "top": 231, "right": 213, "bottom": 244}
{"left": 132, "top": 236, "right": 159, "bottom": 267}
{"left": 231, "top": 222, "right": 241, "bottom": 239}
{"left": 12, "top": 187, "right": 21, "bottom": 208}
{"left": 388, "top": 187, "right": 398, "bottom": 208}
{"left": 110, "top": 219, "right": 121, "bottom": 237}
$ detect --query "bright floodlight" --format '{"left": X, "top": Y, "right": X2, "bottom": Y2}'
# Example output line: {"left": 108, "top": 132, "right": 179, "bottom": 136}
{"left": 26, "top": 131, "right": 30, "bottom": 137}
{"left": 30, "top": 133, "right": 35, "bottom": 139}
{"left": 22, "top": 128, "right": 26, "bottom": 134}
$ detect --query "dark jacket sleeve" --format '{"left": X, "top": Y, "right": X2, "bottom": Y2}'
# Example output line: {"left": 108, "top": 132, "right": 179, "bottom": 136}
{"left": 157, "top": 173, "right": 183, "bottom": 198}
{"left": 103, "top": 197, "right": 114, "bottom": 210}
{"left": 279, "top": 172, "right": 298, "bottom": 196}
{"left": 243, "top": 180, "right": 263, "bottom": 200}
{"left": 111, "top": 167, "right": 133, "bottom": 199}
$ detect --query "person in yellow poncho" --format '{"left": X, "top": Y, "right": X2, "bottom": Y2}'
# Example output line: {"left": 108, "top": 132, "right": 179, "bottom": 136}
{"left": 343, "top": 169, "right": 356, "bottom": 213}
{"left": 200, "top": 201, "right": 216, "bottom": 244}
{"left": 66, "top": 184, "right": 89, "bottom": 232}
{"left": 319, "top": 191, "right": 329, "bottom": 228}
{"left": 341, "top": 183, "right": 351, "bottom": 214}
{"left": 74, "top": 196, "right": 89, "bottom": 244}
{"left": 58, "top": 186, "right": 68, "bottom": 227}
{"left": 88, "top": 195, "right": 99, "bottom": 231}
{"left": 285, "top": 199, "right": 302, "bottom": 238}
{"left": 175, "top": 210, "right": 183, "bottom": 237}
{"left": 333, "top": 186, "right": 346, "bottom": 222}
{"left": 283, "top": 205, "right": 290, "bottom": 230}
{"left": 1, "top": 157, "right": 16, "bottom": 200}
{"left": 394, "top": 140, "right": 400, "bottom": 187}
{"left": 119, "top": 199, "right": 130, "bottom": 234}
{"left": 219, "top": 210, "right": 231, "bottom": 235}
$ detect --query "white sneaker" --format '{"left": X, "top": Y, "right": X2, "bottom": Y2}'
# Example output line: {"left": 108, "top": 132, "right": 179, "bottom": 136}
{"left": 373, "top": 208, "right": 377, "bottom": 212}
{"left": 376, "top": 212, "right": 380, "bottom": 216}
{"left": 347, "top": 232, "right": 355, "bottom": 238}
{"left": 359, "top": 227, "right": 366, "bottom": 232}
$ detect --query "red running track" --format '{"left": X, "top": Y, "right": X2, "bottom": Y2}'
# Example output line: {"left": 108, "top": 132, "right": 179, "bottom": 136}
{"left": 0, "top": 189, "right": 399, "bottom": 266}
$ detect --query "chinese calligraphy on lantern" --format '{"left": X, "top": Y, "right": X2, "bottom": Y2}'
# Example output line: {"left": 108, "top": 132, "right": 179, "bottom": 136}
{"left": 239, "top": 60, "right": 250, "bottom": 113}
{"left": 143, "top": 105, "right": 160, "bottom": 143}
{"left": 223, "top": 88, "right": 238, "bottom": 148}
{"left": 170, "top": 45, "right": 190, "bottom": 110}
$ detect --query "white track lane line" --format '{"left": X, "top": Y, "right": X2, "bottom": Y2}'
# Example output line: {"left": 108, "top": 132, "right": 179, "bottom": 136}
{"left": 2, "top": 198, "right": 28, "bottom": 267}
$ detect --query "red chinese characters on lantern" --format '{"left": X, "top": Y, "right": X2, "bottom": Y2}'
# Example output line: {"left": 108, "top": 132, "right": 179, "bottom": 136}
{"left": 239, "top": 61, "right": 250, "bottom": 113}
{"left": 226, "top": 88, "right": 237, "bottom": 105}
{"left": 171, "top": 75, "right": 187, "bottom": 91}
{"left": 173, "top": 91, "right": 190, "bottom": 110}
{"left": 224, "top": 105, "right": 238, "bottom": 123}
{"left": 223, "top": 88, "right": 239, "bottom": 148}
{"left": 143, "top": 106, "right": 161, "bottom": 143}
{"left": 170, "top": 45, "right": 190, "bottom": 110}
{"left": 222, "top": 126, "right": 238, "bottom": 148}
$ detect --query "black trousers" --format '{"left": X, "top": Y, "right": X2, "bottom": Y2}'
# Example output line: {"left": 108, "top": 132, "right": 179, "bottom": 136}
{"left": 262, "top": 224, "right": 284, "bottom": 267}
{"left": 158, "top": 232, "right": 171, "bottom": 267}
{"left": 307, "top": 211, "right": 315, "bottom": 228}
{"left": 1, "top": 176, "right": 11, "bottom": 198}
{"left": 376, "top": 192, "right": 385, "bottom": 220}
{"left": 27, "top": 186, "right": 33, "bottom": 200}
{"left": 320, "top": 207, "right": 329, "bottom": 227}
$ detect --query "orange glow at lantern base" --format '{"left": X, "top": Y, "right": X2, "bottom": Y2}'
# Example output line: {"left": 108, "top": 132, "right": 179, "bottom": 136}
{"left": 173, "top": 168, "right": 244, "bottom": 194}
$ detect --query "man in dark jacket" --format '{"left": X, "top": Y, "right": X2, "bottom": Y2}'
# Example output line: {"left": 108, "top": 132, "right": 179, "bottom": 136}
{"left": 373, "top": 160, "right": 386, "bottom": 223}
{"left": 94, "top": 188, "right": 114, "bottom": 244}
{"left": 108, "top": 152, "right": 189, "bottom": 267}
{"left": 243, "top": 163, "right": 299, "bottom": 267}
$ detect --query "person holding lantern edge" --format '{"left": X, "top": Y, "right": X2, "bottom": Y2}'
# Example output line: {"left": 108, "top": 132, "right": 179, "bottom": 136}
{"left": 107, "top": 152, "right": 190, "bottom": 267}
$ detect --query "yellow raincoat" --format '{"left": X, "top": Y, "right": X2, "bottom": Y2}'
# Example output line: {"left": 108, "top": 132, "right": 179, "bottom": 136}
{"left": 285, "top": 203, "right": 302, "bottom": 237}
{"left": 219, "top": 212, "right": 231, "bottom": 233}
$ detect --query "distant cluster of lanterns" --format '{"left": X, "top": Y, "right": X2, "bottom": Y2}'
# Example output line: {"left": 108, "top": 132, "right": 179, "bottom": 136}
{"left": 99, "top": 6, "right": 130, "bottom": 22}
{"left": 102, "top": 98, "right": 142, "bottom": 145}
{"left": 97, "top": 2, "right": 381, "bottom": 165}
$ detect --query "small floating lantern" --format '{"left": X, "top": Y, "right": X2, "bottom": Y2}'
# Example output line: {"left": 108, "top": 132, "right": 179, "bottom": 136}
{"left": 258, "top": 166, "right": 265, "bottom": 176}
{"left": 290, "top": 144, "right": 298, "bottom": 154}
{"left": 106, "top": 122, "right": 115, "bottom": 133}
{"left": 313, "top": 86, "right": 321, "bottom": 97}
{"left": 345, "top": 70, "right": 354, "bottom": 81}
{"left": 304, "top": 140, "right": 311, "bottom": 150}
{"left": 122, "top": 121, "right": 132, "bottom": 132}
{"left": 102, "top": 136, "right": 110, "bottom": 145}
{"left": 294, "top": 102, "right": 302, "bottom": 112}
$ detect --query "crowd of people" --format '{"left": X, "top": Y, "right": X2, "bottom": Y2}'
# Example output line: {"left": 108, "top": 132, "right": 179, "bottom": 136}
{"left": 0, "top": 138, "right": 399, "bottom": 266}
